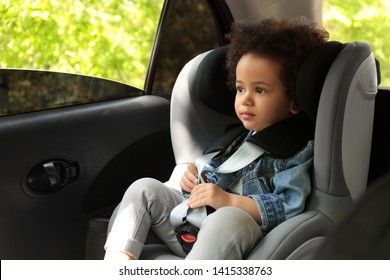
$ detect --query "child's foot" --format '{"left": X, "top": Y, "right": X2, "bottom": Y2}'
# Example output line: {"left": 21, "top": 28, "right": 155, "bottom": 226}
{"left": 104, "top": 250, "right": 135, "bottom": 260}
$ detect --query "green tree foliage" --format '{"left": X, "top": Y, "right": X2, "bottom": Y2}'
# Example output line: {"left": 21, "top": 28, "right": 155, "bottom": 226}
{"left": 0, "top": 0, "right": 163, "bottom": 89}
{"left": 0, "top": 0, "right": 389, "bottom": 89}
{"left": 323, "top": 0, "right": 390, "bottom": 86}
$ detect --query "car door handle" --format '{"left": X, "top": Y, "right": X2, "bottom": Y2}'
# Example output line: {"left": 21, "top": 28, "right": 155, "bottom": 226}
{"left": 27, "top": 160, "right": 79, "bottom": 193}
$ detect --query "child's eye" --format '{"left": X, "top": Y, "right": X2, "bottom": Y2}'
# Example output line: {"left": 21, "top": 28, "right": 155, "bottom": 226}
{"left": 236, "top": 86, "right": 245, "bottom": 93}
{"left": 256, "top": 87, "right": 267, "bottom": 94}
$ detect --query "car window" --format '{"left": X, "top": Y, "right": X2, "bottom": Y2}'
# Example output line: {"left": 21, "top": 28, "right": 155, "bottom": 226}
{"left": 0, "top": 0, "right": 164, "bottom": 116}
{"left": 323, "top": 0, "right": 390, "bottom": 86}
{"left": 0, "top": 69, "right": 143, "bottom": 116}
{"left": 151, "top": 0, "right": 221, "bottom": 94}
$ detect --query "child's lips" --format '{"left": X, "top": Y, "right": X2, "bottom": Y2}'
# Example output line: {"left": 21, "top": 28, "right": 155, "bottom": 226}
{"left": 240, "top": 111, "right": 255, "bottom": 120}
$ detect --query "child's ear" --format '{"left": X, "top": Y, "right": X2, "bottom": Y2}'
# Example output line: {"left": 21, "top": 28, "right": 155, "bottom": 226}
{"left": 290, "top": 102, "right": 301, "bottom": 115}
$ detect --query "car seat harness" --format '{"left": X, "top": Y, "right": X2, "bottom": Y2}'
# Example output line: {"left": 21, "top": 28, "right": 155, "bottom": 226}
{"left": 170, "top": 114, "right": 314, "bottom": 254}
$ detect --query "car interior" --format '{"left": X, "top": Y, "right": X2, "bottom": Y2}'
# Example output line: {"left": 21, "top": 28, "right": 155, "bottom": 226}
{"left": 0, "top": 0, "right": 389, "bottom": 260}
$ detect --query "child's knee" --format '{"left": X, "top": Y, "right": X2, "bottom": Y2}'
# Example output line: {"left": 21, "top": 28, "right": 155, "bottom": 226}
{"left": 188, "top": 207, "right": 262, "bottom": 259}
{"left": 122, "top": 178, "right": 163, "bottom": 199}
{"left": 201, "top": 207, "right": 259, "bottom": 236}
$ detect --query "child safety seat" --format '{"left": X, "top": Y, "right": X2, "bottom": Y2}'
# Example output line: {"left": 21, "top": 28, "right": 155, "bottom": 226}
{"left": 139, "top": 41, "right": 379, "bottom": 259}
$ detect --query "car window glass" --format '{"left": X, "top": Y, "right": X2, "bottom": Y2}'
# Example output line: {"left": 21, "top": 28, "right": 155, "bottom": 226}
{"left": 323, "top": 0, "right": 390, "bottom": 86}
{"left": 0, "top": 69, "right": 143, "bottom": 117}
{"left": 0, "top": 0, "right": 164, "bottom": 116}
{"left": 151, "top": 0, "right": 220, "bottom": 94}
{"left": 0, "top": 0, "right": 164, "bottom": 88}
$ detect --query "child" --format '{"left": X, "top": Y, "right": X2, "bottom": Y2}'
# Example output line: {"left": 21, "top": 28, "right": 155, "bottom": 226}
{"left": 104, "top": 17, "right": 329, "bottom": 260}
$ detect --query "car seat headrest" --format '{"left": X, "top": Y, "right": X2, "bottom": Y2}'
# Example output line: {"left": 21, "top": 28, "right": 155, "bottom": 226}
{"left": 194, "top": 46, "right": 236, "bottom": 116}
{"left": 195, "top": 43, "right": 347, "bottom": 123}
{"left": 296, "top": 41, "right": 344, "bottom": 124}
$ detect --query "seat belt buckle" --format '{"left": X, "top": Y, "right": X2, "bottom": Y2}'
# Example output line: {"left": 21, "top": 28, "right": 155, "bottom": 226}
{"left": 180, "top": 233, "right": 197, "bottom": 254}
{"left": 174, "top": 222, "right": 199, "bottom": 255}
{"left": 181, "top": 233, "right": 197, "bottom": 243}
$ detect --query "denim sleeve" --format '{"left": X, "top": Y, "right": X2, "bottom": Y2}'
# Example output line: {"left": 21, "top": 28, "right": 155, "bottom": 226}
{"left": 202, "top": 157, "right": 222, "bottom": 184}
{"left": 181, "top": 157, "right": 221, "bottom": 198}
{"left": 249, "top": 141, "right": 314, "bottom": 232}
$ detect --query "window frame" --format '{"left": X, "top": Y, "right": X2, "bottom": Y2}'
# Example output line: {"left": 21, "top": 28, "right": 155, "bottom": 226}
{"left": 144, "top": 0, "right": 234, "bottom": 95}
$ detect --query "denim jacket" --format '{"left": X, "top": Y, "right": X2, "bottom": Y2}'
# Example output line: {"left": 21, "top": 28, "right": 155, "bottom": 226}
{"left": 190, "top": 115, "right": 314, "bottom": 233}
{"left": 203, "top": 139, "right": 313, "bottom": 232}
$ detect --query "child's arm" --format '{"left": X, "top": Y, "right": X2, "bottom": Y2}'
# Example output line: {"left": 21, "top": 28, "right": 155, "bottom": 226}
{"left": 187, "top": 183, "right": 261, "bottom": 223}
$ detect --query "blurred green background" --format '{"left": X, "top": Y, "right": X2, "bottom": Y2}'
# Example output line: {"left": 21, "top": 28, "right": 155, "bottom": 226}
{"left": 323, "top": 0, "right": 389, "bottom": 86}
{"left": 0, "top": 0, "right": 163, "bottom": 89}
{"left": 0, "top": 0, "right": 389, "bottom": 88}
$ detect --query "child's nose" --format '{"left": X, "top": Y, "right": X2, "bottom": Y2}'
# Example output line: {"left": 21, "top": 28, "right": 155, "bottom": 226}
{"left": 242, "top": 91, "right": 254, "bottom": 105}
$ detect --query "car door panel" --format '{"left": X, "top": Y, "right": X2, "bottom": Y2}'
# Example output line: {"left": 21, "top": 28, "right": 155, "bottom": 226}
{"left": 0, "top": 0, "right": 229, "bottom": 260}
{"left": 0, "top": 95, "right": 175, "bottom": 259}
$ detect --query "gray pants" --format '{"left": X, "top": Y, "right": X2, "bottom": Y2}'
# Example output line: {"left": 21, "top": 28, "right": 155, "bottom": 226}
{"left": 104, "top": 178, "right": 263, "bottom": 259}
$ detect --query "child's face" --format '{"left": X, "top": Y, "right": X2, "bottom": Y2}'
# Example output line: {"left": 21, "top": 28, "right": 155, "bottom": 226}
{"left": 234, "top": 53, "right": 300, "bottom": 132}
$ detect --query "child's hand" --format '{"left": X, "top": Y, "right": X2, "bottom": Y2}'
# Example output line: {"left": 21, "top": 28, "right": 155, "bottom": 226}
{"left": 187, "top": 183, "right": 232, "bottom": 210}
{"left": 188, "top": 183, "right": 262, "bottom": 223}
{"left": 180, "top": 163, "right": 198, "bottom": 193}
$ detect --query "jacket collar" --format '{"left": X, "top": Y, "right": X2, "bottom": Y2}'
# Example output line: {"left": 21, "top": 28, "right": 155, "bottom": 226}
{"left": 247, "top": 113, "right": 314, "bottom": 158}
{"left": 204, "top": 113, "right": 314, "bottom": 159}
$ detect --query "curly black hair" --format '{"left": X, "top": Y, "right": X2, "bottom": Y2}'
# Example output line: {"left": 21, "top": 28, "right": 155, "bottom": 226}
{"left": 226, "top": 17, "right": 329, "bottom": 103}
